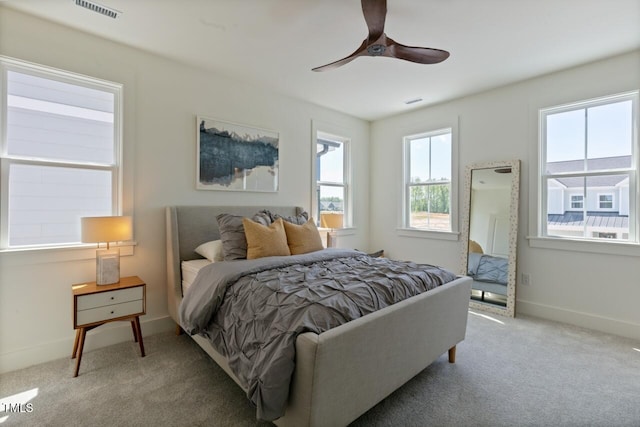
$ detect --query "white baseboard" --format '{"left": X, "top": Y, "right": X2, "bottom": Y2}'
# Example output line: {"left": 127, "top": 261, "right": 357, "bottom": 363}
{"left": 0, "top": 315, "right": 176, "bottom": 374}
{"left": 516, "top": 299, "right": 640, "bottom": 341}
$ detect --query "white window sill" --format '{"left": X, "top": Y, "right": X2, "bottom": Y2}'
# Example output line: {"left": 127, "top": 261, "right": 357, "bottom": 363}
{"left": 397, "top": 228, "right": 460, "bottom": 241}
{"left": 0, "top": 242, "right": 137, "bottom": 265}
{"left": 318, "top": 227, "right": 356, "bottom": 236}
{"left": 528, "top": 236, "right": 640, "bottom": 257}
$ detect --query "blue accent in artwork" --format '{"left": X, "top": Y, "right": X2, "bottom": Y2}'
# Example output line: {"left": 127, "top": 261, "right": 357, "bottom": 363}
{"left": 199, "top": 121, "right": 279, "bottom": 186}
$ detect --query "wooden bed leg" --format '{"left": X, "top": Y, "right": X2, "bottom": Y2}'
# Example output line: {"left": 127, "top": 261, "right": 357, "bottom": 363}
{"left": 448, "top": 346, "right": 456, "bottom": 363}
{"left": 175, "top": 324, "right": 183, "bottom": 336}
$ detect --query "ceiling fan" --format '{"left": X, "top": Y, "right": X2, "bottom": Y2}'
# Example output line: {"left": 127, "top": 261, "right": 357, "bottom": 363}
{"left": 312, "top": 0, "right": 449, "bottom": 72}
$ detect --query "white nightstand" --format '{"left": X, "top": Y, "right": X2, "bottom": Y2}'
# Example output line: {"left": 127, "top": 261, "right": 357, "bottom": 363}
{"left": 71, "top": 276, "right": 146, "bottom": 377}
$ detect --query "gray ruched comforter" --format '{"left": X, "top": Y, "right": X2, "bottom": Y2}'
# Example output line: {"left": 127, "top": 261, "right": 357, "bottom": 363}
{"left": 179, "top": 249, "right": 457, "bottom": 421}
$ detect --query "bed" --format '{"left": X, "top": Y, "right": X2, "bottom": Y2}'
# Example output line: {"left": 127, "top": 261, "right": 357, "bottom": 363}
{"left": 166, "top": 205, "right": 472, "bottom": 427}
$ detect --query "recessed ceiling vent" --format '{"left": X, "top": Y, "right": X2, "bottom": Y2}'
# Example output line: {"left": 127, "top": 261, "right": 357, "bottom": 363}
{"left": 74, "top": 0, "right": 121, "bottom": 19}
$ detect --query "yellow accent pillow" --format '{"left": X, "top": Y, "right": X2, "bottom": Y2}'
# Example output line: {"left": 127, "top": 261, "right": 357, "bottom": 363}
{"left": 283, "top": 218, "right": 324, "bottom": 255}
{"left": 242, "top": 217, "right": 291, "bottom": 259}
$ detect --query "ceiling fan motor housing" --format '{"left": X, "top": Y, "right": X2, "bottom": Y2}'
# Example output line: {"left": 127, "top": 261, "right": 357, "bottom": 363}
{"left": 367, "top": 44, "right": 386, "bottom": 56}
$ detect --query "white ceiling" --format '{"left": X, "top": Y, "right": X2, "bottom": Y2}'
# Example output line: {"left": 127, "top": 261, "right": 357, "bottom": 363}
{"left": 4, "top": 0, "right": 640, "bottom": 121}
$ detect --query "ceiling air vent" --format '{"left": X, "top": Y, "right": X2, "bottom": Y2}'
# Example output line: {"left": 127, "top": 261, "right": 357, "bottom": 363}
{"left": 74, "top": 0, "right": 121, "bottom": 19}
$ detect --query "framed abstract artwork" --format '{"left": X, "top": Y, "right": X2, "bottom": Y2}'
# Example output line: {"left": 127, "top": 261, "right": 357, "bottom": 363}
{"left": 196, "top": 116, "right": 279, "bottom": 192}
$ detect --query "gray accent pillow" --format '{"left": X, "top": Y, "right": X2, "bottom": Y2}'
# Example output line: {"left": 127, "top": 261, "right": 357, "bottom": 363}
{"left": 252, "top": 209, "right": 274, "bottom": 227}
{"left": 216, "top": 213, "right": 248, "bottom": 260}
{"left": 274, "top": 211, "right": 309, "bottom": 225}
{"left": 467, "top": 252, "right": 482, "bottom": 275}
{"left": 475, "top": 254, "right": 508, "bottom": 285}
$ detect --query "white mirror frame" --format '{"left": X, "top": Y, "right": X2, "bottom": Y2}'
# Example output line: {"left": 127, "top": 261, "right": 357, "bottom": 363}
{"left": 459, "top": 159, "right": 520, "bottom": 317}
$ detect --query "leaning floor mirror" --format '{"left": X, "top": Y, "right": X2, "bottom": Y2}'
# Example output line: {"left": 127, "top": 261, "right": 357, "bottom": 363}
{"left": 460, "top": 160, "right": 520, "bottom": 317}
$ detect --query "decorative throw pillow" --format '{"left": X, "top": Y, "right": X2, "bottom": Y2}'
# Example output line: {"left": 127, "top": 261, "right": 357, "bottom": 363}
{"left": 252, "top": 209, "right": 274, "bottom": 227}
{"left": 282, "top": 218, "right": 324, "bottom": 255}
{"left": 216, "top": 213, "right": 248, "bottom": 260}
{"left": 194, "top": 239, "right": 224, "bottom": 262}
{"left": 475, "top": 254, "right": 508, "bottom": 285}
{"left": 242, "top": 217, "right": 291, "bottom": 259}
{"left": 274, "top": 211, "right": 309, "bottom": 225}
{"left": 467, "top": 252, "right": 483, "bottom": 276}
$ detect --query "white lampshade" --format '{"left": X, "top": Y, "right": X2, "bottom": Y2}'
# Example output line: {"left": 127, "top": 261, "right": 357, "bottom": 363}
{"left": 81, "top": 216, "right": 132, "bottom": 286}
{"left": 81, "top": 216, "right": 133, "bottom": 245}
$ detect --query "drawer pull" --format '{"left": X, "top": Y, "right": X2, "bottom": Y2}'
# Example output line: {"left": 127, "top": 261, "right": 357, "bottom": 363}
{"left": 111, "top": 311, "right": 114, "bottom": 314}
{"left": 110, "top": 297, "right": 114, "bottom": 300}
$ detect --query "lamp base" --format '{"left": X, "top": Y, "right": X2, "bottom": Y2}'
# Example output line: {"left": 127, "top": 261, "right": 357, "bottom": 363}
{"left": 96, "top": 248, "right": 120, "bottom": 285}
{"left": 326, "top": 231, "right": 337, "bottom": 248}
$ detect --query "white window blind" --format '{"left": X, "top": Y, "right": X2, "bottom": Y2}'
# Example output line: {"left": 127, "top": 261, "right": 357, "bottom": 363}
{"left": 1, "top": 59, "right": 122, "bottom": 248}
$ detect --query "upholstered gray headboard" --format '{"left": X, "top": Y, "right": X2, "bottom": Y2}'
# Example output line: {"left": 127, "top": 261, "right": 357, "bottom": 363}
{"left": 165, "top": 205, "right": 303, "bottom": 323}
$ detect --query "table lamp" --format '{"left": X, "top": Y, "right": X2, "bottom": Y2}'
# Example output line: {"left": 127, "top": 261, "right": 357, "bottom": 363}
{"left": 81, "top": 216, "right": 133, "bottom": 285}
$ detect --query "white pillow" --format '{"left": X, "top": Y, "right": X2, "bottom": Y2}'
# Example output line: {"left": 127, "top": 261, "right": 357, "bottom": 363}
{"left": 194, "top": 240, "right": 224, "bottom": 262}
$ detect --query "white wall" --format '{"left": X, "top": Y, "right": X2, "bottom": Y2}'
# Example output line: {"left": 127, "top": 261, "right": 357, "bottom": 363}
{"left": 0, "top": 7, "right": 370, "bottom": 373}
{"left": 371, "top": 50, "right": 640, "bottom": 340}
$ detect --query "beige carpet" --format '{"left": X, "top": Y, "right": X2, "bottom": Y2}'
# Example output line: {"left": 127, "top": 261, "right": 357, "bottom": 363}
{"left": 1, "top": 312, "right": 639, "bottom": 426}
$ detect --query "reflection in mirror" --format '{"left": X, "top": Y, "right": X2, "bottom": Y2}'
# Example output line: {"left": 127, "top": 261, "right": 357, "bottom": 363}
{"left": 460, "top": 160, "right": 520, "bottom": 317}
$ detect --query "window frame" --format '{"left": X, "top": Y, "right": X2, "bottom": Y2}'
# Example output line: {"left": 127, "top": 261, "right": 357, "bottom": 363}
{"left": 0, "top": 56, "right": 124, "bottom": 250}
{"left": 401, "top": 128, "right": 454, "bottom": 234}
{"left": 311, "top": 127, "right": 352, "bottom": 230}
{"left": 537, "top": 91, "right": 639, "bottom": 245}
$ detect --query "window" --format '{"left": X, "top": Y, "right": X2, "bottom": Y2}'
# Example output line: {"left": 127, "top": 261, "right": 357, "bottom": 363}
{"left": 1, "top": 58, "right": 122, "bottom": 249}
{"left": 403, "top": 129, "right": 452, "bottom": 231}
{"left": 539, "top": 92, "right": 638, "bottom": 242}
{"left": 598, "top": 194, "right": 613, "bottom": 210}
{"left": 314, "top": 132, "right": 350, "bottom": 229}
{"left": 570, "top": 195, "right": 584, "bottom": 209}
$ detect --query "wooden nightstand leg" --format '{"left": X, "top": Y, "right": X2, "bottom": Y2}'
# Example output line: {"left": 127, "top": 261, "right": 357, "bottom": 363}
{"left": 134, "top": 316, "right": 145, "bottom": 357}
{"left": 130, "top": 320, "right": 138, "bottom": 342}
{"left": 72, "top": 329, "right": 81, "bottom": 359}
{"left": 73, "top": 328, "right": 87, "bottom": 377}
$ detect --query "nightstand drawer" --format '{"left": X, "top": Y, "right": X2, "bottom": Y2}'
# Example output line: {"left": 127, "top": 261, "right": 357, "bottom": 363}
{"left": 76, "top": 300, "right": 144, "bottom": 326}
{"left": 77, "top": 286, "right": 143, "bottom": 311}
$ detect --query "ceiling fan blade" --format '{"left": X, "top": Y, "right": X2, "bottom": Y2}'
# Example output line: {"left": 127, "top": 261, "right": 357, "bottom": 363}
{"left": 387, "top": 38, "right": 450, "bottom": 64}
{"left": 362, "top": 0, "right": 386, "bottom": 42}
{"left": 312, "top": 40, "right": 368, "bottom": 72}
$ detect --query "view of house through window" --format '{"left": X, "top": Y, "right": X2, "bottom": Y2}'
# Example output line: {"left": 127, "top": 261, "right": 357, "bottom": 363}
{"left": 404, "top": 130, "right": 452, "bottom": 231}
{"left": 1, "top": 59, "right": 121, "bottom": 248}
{"left": 540, "top": 92, "right": 637, "bottom": 242}
{"left": 315, "top": 133, "right": 348, "bottom": 229}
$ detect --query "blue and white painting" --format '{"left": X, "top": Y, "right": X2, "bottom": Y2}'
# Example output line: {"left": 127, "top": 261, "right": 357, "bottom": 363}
{"left": 197, "top": 116, "right": 279, "bottom": 192}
